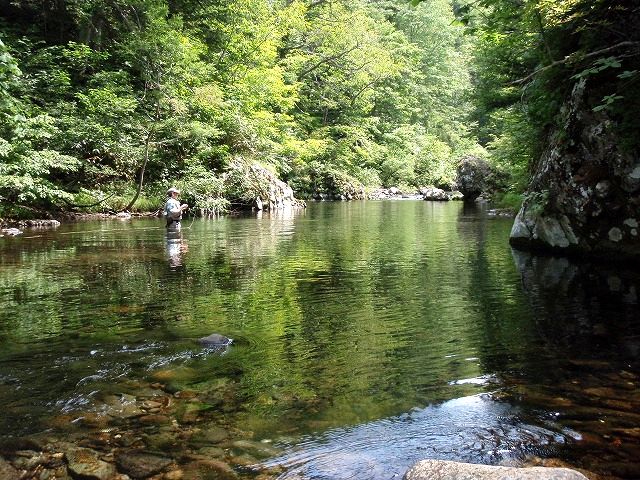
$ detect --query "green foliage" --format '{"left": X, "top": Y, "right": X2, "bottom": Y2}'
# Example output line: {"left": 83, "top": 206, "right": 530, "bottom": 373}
{"left": 492, "top": 192, "right": 523, "bottom": 210}
{"left": 1, "top": 0, "right": 517, "bottom": 217}
{"left": 470, "top": 0, "right": 640, "bottom": 192}
{"left": 179, "top": 166, "right": 229, "bottom": 216}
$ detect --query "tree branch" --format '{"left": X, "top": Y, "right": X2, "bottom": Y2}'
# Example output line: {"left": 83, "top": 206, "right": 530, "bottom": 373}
{"left": 298, "top": 43, "right": 361, "bottom": 78}
{"left": 511, "top": 41, "right": 640, "bottom": 85}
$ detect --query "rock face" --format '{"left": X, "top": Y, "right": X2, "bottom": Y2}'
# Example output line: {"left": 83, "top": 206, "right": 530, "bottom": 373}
{"left": 510, "top": 78, "right": 640, "bottom": 259}
{"left": 456, "top": 155, "right": 492, "bottom": 201}
{"left": 225, "top": 160, "right": 306, "bottom": 210}
{"left": 404, "top": 460, "right": 588, "bottom": 480}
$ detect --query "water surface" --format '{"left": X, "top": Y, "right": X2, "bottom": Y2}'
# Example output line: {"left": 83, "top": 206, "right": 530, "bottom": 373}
{"left": 0, "top": 201, "right": 638, "bottom": 479}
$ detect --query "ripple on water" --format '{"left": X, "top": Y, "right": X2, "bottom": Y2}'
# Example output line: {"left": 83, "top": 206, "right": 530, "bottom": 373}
{"left": 261, "top": 394, "right": 571, "bottom": 480}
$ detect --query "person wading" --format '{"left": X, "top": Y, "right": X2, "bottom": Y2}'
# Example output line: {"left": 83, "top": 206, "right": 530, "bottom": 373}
{"left": 164, "top": 187, "right": 189, "bottom": 229}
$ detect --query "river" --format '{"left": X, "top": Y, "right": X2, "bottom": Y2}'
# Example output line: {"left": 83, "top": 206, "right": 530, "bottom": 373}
{"left": 0, "top": 201, "right": 638, "bottom": 479}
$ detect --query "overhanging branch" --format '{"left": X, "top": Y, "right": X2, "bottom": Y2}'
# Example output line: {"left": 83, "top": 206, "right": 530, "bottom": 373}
{"left": 511, "top": 41, "right": 640, "bottom": 85}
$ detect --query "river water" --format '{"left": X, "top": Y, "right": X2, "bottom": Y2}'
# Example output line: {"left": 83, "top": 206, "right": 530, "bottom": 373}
{"left": 0, "top": 201, "right": 638, "bottom": 479}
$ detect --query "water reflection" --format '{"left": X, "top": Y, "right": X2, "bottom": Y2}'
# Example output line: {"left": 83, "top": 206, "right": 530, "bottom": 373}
{"left": 0, "top": 203, "right": 638, "bottom": 479}
{"left": 165, "top": 229, "right": 188, "bottom": 269}
{"left": 511, "top": 249, "right": 639, "bottom": 358}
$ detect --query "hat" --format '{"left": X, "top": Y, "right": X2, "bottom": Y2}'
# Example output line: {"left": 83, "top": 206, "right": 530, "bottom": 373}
{"left": 167, "top": 187, "right": 180, "bottom": 195}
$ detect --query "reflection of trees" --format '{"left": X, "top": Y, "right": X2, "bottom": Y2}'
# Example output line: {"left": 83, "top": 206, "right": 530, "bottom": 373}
{"left": 0, "top": 203, "right": 527, "bottom": 436}
{"left": 453, "top": 204, "right": 539, "bottom": 375}
{"left": 9, "top": 205, "right": 636, "bottom": 447}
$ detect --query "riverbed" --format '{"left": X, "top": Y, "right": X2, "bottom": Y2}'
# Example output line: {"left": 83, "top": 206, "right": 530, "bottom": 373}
{"left": 0, "top": 201, "right": 638, "bottom": 479}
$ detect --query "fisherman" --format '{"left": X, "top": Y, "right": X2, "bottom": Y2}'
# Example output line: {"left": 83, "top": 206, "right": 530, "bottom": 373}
{"left": 164, "top": 187, "right": 189, "bottom": 229}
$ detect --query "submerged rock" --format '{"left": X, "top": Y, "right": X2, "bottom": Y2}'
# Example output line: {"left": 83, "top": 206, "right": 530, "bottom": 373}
{"left": 0, "top": 457, "right": 21, "bottom": 480}
{"left": 198, "top": 334, "right": 233, "bottom": 347}
{"left": 404, "top": 460, "right": 588, "bottom": 480}
{"left": 115, "top": 452, "right": 173, "bottom": 479}
{"left": 182, "top": 459, "right": 238, "bottom": 480}
{"left": 65, "top": 447, "right": 116, "bottom": 480}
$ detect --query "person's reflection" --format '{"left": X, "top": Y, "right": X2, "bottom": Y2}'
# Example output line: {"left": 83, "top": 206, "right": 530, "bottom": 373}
{"left": 165, "top": 228, "right": 188, "bottom": 269}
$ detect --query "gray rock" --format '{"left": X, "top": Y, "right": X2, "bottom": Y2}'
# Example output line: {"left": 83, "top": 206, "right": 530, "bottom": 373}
{"left": 510, "top": 209, "right": 578, "bottom": 249}
{"left": 455, "top": 155, "right": 491, "bottom": 201}
{"left": 404, "top": 460, "right": 588, "bottom": 480}
{"left": 422, "top": 186, "right": 450, "bottom": 201}
{"left": 65, "top": 447, "right": 116, "bottom": 480}
{"left": 20, "top": 219, "right": 61, "bottom": 227}
{"left": 197, "top": 334, "right": 232, "bottom": 347}
{"left": 595, "top": 180, "right": 611, "bottom": 198}
{"left": 608, "top": 227, "right": 623, "bottom": 242}
{"left": 624, "top": 164, "right": 640, "bottom": 192}
{"left": 510, "top": 209, "right": 533, "bottom": 240}
{"left": 533, "top": 216, "right": 578, "bottom": 248}
{"left": 115, "top": 452, "right": 172, "bottom": 479}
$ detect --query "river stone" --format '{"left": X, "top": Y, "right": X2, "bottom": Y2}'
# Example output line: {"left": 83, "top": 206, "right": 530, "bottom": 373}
{"left": 0, "top": 457, "right": 21, "bottom": 480}
{"left": 608, "top": 227, "right": 623, "bottom": 242}
{"left": 182, "top": 459, "right": 237, "bottom": 480}
{"left": 65, "top": 447, "right": 116, "bottom": 480}
{"left": 421, "top": 186, "right": 450, "bottom": 201}
{"left": 231, "top": 440, "right": 280, "bottom": 459}
{"left": 197, "top": 334, "right": 232, "bottom": 347}
{"left": 404, "top": 460, "right": 589, "bottom": 480}
{"left": 189, "top": 425, "right": 229, "bottom": 446}
{"left": 115, "top": 452, "right": 172, "bottom": 479}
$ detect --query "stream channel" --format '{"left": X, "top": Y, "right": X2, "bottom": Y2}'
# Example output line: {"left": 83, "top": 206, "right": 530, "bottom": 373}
{"left": 0, "top": 200, "right": 639, "bottom": 480}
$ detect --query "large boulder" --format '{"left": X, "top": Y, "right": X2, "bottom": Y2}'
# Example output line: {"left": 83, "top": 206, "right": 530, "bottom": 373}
{"left": 421, "top": 186, "right": 450, "bottom": 201}
{"left": 455, "top": 156, "right": 492, "bottom": 201}
{"left": 404, "top": 460, "right": 588, "bottom": 480}
{"left": 510, "top": 78, "right": 640, "bottom": 260}
{"left": 224, "top": 160, "right": 306, "bottom": 210}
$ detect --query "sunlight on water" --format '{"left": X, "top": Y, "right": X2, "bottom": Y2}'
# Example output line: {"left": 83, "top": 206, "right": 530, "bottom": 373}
{"left": 262, "top": 394, "right": 575, "bottom": 480}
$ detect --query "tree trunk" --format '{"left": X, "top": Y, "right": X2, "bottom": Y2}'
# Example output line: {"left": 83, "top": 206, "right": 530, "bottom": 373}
{"left": 124, "top": 131, "right": 152, "bottom": 212}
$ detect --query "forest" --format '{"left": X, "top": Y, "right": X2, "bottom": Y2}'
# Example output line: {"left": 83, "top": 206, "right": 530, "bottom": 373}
{"left": 0, "top": 0, "right": 638, "bottom": 219}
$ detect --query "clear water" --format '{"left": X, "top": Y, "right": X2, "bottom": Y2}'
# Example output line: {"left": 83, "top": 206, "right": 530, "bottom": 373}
{"left": 0, "top": 201, "right": 638, "bottom": 479}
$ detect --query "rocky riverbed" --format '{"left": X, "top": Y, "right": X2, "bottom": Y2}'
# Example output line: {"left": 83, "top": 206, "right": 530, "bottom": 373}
{"left": 0, "top": 375, "right": 285, "bottom": 480}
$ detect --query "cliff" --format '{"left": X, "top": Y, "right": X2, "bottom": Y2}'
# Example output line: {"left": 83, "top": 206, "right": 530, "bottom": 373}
{"left": 510, "top": 78, "right": 640, "bottom": 260}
